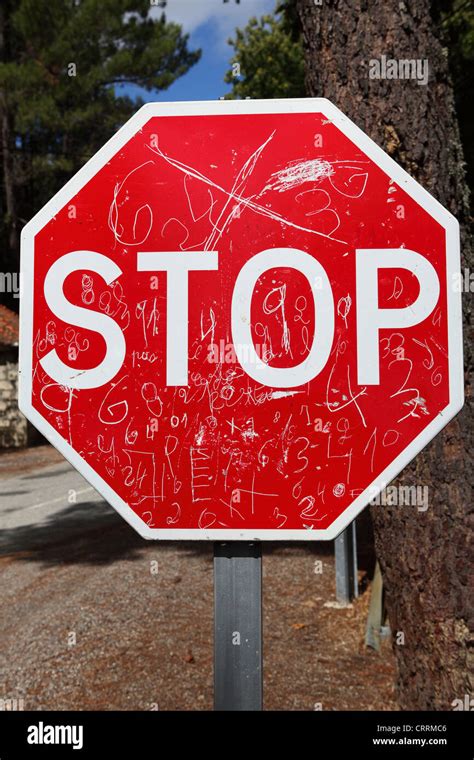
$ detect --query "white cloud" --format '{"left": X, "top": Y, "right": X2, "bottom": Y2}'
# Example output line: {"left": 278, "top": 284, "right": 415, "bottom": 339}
{"left": 152, "top": 0, "right": 274, "bottom": 38}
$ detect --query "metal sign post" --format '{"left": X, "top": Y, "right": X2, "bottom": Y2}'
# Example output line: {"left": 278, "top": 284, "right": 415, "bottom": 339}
{"left": 214, "top": 542, "right": 263, "bottom": 711}
{"left": 335, "top": 520, "right": 358, "bottom": 605}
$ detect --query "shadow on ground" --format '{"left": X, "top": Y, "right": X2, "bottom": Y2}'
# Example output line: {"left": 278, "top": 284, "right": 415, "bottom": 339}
{"left": 0, "top": 494, "right": 376, "bottom": 580}
{"left": 0, "top": 499, "right": 216, "bottom": 567}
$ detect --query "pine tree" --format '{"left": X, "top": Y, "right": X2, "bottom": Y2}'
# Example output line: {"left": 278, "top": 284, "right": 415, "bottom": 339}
{"left": 0, "top": 0, "right": 200, "bottom": 305}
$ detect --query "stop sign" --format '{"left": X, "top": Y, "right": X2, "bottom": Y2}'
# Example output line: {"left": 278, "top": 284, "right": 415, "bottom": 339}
{"left": 19, "top": 99, "right": 463, "bottom": 540}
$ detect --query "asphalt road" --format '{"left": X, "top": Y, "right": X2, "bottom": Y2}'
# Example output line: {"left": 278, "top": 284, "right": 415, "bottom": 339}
{"left": 0, "top": 461, "right": 115, "bottom": 556}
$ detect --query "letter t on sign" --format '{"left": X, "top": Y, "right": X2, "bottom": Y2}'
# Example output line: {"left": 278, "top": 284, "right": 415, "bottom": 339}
{"left": 137, "top": 251, "right": 219, "bottom": 386}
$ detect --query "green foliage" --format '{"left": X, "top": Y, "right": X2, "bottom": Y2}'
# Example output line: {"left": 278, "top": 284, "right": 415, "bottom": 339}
{"left": 0, "top": 0, "right": 200, "bottom": 280}
{"left": 224, "top": 12, "right": 305, "bottom": 99}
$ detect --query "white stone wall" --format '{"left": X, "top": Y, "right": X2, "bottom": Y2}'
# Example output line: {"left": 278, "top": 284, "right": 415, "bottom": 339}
{"left": 0, "top": 360, "right": 27, "bottom": 448}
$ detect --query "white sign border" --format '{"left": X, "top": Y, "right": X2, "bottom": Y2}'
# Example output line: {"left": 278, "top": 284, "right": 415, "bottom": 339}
{"left": 19, "top": 98, "right": 464, "bottom": 541}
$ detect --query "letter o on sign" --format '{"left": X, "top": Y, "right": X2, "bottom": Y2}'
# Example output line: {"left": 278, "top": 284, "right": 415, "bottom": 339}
{"left": 231, "top": 248, "right": 335, "bottom": 388}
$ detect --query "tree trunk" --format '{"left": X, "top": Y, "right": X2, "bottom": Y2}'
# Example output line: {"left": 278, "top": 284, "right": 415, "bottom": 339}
{"left": 296, "top": 0, "right": 472, "bottom": 710}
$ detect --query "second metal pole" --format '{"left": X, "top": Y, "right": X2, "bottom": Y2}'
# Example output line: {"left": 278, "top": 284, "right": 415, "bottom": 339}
{"left": 335, "top": 521, "right": 358, "bottom": 604}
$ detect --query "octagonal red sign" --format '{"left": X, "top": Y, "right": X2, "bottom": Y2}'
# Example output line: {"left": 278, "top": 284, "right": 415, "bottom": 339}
{"left": 19, "top": 99, "right": 463, "bottom": 539}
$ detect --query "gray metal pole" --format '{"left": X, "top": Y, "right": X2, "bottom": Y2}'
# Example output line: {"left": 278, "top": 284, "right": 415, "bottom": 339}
{"left": 352, "top": 520, "right": 359, "bottom": 599}
{"left": 214, "top": 542, "right": 262, "bottom": 711}
{"left": 335, "top": 521, "right": 358, "bottom": 604}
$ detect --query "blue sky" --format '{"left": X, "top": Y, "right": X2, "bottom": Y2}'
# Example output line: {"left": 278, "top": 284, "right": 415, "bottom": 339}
{"left": 122, "top": 0, "right": 275, "bottom": 102}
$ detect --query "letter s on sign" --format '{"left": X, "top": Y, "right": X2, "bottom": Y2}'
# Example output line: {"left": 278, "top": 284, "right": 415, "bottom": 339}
{"left": 40, "top": 251, "right": 126, "bottom": 390}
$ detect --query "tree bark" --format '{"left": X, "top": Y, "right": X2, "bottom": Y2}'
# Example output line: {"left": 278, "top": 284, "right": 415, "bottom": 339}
{"left": 296, "top": 0, "right": 472, "bottom": 710}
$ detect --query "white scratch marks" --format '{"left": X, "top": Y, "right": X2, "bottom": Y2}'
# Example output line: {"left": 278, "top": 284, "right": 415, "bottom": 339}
{"left": 263, "top": 159, "right": 334, "bottom": 193}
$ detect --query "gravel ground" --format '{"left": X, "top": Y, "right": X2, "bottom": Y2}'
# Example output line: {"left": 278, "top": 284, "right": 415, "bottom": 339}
{"left": 0, "top": 446, "right": 397, "bottom": 711}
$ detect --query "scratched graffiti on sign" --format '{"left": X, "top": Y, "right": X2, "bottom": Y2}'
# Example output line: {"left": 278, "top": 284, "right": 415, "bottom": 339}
{"left": 23, "top": 104, "right": 459, "bottom": 538}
